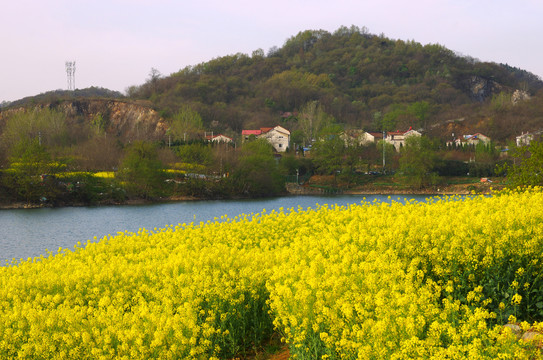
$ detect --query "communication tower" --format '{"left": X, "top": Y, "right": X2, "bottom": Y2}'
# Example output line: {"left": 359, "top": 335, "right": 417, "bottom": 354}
{"left": 65, "top": 61, "right": 76, "bottom": 90}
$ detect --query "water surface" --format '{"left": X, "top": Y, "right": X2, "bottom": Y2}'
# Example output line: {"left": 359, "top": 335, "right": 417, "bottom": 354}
{"left": 1, "top": 194, "right": 434, "bottom": 264}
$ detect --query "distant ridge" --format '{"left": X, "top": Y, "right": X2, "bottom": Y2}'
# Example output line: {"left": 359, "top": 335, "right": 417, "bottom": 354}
{"left": 2, "top": 87, "right": 124, "bottom": 109}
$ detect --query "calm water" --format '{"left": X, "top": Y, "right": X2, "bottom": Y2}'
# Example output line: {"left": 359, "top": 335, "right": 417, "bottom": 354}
{"left": 0, "top": 194, "right": 433, "bottom": 264}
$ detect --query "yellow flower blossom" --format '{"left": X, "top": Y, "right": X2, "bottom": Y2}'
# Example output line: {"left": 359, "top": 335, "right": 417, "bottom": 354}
{"left": 1, "top": 189, "right": 543, "bottom": 358}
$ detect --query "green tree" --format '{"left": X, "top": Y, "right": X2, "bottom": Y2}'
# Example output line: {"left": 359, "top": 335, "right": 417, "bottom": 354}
{"left": 407, "top": 101, "right": 431, "bottom": 129}
{"left": 1, "top": 108, "right": 70, "bottom": 155}
{"left": 176, "top": 143, "right": 213, "bottom": 168}
{"left": 231, "top": 139, "right": 284, "bottom": 196}
{"left": 289, "top": 130, "right": 305, "bottom": 152}
{"left": 311, "top": 124, "right": 345, "bottom": 182}
{"left": 3, "top": 139, "right": 64, "bottom": 203}
{"left": 298, "top": 101, "right": 335, "bottom": 147}
{"left": 398, "top": 135, "right": 440, "bottom": 188}
{"left": 168, "top": 105, "right": 204, "bottom": 142}
{"left": 117, "top": 141, "right": 166, "bottom": 198}
{"left": 498, "top": 140, "right": 543, "bottom": 187}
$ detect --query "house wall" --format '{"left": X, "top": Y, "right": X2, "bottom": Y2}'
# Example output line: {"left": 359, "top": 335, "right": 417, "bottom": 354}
{"left": 386, "top": 131, "right": 421, "bottom": 151}
{"left": 261, "top": 129, "right": 290, "bottom": 152}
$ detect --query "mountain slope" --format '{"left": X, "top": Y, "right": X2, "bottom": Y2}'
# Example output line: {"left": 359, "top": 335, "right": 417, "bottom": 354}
{"left": 128, "top": 26, "right": 543, "bottom": 142}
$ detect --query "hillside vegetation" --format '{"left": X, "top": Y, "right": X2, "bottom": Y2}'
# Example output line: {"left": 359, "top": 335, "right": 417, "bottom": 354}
{"left": 128, "top": 25, "right": 543, "bottom": 142}
{"left": 2, "top": 26, "right": 543, "bottom": 205}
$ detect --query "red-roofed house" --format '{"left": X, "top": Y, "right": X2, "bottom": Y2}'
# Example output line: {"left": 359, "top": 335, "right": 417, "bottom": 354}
{"left": 242, "top": 125, "right": 290, "bottom": 152}
{"left": 242, "top": 129, "right": 262, "bottom": 138}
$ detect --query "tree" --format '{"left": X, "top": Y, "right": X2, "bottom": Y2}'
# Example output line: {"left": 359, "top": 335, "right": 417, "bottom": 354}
{"left": 407, "top": 101, "right": 431, "bottom": 129}
{"left": 398, "top": 135, "right": 440, "bottom": 188}
{"left": 310, "top": 124, "right": 345, "bottom": 182}
{"left": 168, "top": 105, "right": 204, "bottom": 141}
{"left": 117, "top": 141, "right": 166, "bottom": 198}
{"left": 2, "top": 139, "right": 64, "bottom": 203}
{"left": 148, "top": 68, "right": 162, "bottom": 85}
{"left": 231, "top": 139, "right": 284, "bottom": 196}
{"left": 498, "top": 140, "right": 543, "bottom": 187}
{"left": 1, "top": 108, "right": 70, "bottom": 156}
{"left": 176, "top": 143, "right": 213, "bottom": 168}
{"left": 298, "top": 101, "right": 335, "bottom": 147}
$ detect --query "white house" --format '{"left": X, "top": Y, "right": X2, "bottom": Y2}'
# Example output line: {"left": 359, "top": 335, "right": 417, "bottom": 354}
{"left": 452, "top": 133, "right": 491, "bottom": 147}
{"left": 516, "top": 132, "right": 535, "bottom": 147}
{"left": 340, "top": 130, "right": 383, "bottom": 146}
{"left": 385, "top": 128, "right": 421, "bottom": 151}
{"left": 259, "top": 126, "right": 290, "bottom": 152}
{"left": 206, "top": 134, "right": 233, "bottom": 144}
{"left": 241, "top": 125, "right": 291, "bottom": 152}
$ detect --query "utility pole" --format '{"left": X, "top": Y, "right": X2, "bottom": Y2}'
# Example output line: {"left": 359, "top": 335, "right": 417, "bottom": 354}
{"left": 382, "top": 130, "right": 386, "bottom": 172}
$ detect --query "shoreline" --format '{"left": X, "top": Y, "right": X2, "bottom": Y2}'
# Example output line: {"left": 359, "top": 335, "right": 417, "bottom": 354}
{"left": 0, "top": 183, "right": 500, "bottom": 210}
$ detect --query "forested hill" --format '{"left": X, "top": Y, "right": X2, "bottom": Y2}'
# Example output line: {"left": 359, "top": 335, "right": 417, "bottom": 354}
{"left": 129, "top": 25, "right": 543, "bottom": 142}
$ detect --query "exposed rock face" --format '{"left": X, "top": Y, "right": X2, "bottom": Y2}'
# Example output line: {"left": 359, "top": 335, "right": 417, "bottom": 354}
{"left": 0, "top": 99, "right": 168, "bottom": 141}
{"left": 54, "top": 100, "right": 168, "bottom": 141}
{"left": 465, "top": 75, "right": 502, "bottom": 102}
{"left": 512, "top": 89, "right": 531, "bottom": 104}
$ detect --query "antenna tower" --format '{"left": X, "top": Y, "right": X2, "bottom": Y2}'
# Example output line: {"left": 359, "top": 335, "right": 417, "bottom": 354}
{"left": 65, "top": 61, "right": 76, "bottom": 90}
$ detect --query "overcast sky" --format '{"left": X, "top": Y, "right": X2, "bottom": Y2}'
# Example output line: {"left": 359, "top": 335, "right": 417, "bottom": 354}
{"left": 2, "top": 0, "right": 542, "bottom": 103}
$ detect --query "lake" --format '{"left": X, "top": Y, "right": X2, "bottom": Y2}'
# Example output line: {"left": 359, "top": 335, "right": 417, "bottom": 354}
{"left": 1, "top": 194, "right": 434, "bottom": 264}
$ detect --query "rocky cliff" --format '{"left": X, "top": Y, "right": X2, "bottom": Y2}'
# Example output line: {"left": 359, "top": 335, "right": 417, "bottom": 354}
{"left": 0, "top": 99, "right": 168, "bottom": 141}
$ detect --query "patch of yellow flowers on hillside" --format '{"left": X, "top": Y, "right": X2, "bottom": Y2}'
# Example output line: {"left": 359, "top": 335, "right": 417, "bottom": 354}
{"left": 2, "top": 189, "right": 543, "bottom": 359}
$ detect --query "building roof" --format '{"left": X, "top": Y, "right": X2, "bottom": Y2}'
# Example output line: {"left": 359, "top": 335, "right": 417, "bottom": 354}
{"left": 367, "top": 132, "right": 383, "bottom": 139}
{"left": 242, "top": 130, "right": 262, "bottom": 136}
{"left": 242, "top": 126, "right": 290, "bottom": 136}
{"left": 260, "top": 127, "right": 274, "bottom": 134}
{"left": 207, "top": 134, "right": 233, "bottom": 141}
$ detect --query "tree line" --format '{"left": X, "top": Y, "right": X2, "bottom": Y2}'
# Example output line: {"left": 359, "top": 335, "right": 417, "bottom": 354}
{"left": 1, "top": 105, "right": 534, "bottom": 207}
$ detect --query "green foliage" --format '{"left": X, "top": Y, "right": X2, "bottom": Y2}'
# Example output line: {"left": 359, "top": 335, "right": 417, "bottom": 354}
{"left": 231, "top": 139, "right": 284, "bottom": 196}
{"left": 1, "top": 108, "right": 70, "bottom": 155}
{"left": 91, "top": 113, "right": 109, "bottom": 134}
{"left": 117, "top": 141, "right": 166, "bottom": 198}
{"left": 175, "top": 143, "right": 213, "bottom": 167}
{"left": 434, "top": 160, "right": 469, "bottom": 177}
{"left": 2, "top": 139, "right": 65, "bottom": 203}
{"left": 60, "top": 172, "right": 126, "bottom": 204}
{"left": 298, "top": 101, "right": 335, "bottom": 146}
{"left": 499, "top": 140, "right": 543, "bottom": 187}
{"left": 399, "top": 136, "right": 441, "bottom": 188}
{"left": 125, "top": 25, "right": 542, "bottom": 141}
{"left": 168, "top": 105, "right": 204, "bottom": 141}
{"left": 311, "top": 125, "right": 345, "bottom": 177}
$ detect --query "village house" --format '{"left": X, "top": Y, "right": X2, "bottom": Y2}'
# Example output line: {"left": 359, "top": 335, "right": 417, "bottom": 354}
{"left": 340, "top": 130, "right": 383, "bottom": 146}
{"left": 205, "top": 134, "right": 233, "bottom": 144}
{"left": 516, "top": 132, "right": 535, "bottom": 147}
{"left": 242, "top": 125, "right": 290, "bottom": 152}
{"left": 385, "top": 128, "right": 421, "bottom": 151}
{"left": 451, "top": 133, "right": 491, "bottom": 147}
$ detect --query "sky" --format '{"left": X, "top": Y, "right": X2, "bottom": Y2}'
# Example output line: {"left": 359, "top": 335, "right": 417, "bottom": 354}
{"left": 2, "top": 0, "right": 542, "bottom": 103}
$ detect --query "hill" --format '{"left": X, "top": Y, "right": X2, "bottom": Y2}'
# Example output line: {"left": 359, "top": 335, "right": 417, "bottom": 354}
{"left": 126, "top": 25, "right": 543, "bottom": 142}
{"left": 1, "top": 87, "right": 124, "bottom": 109}
{"left": 2, "top": 26, "right": 543, "bottom": 204}
{"left": 3, "top": 26, "right": 543, "bottom": 144}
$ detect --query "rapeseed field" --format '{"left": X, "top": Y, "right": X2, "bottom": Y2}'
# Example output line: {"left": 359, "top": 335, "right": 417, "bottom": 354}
{"left": 2, "top": 188, "right": 543, "bottom": 359}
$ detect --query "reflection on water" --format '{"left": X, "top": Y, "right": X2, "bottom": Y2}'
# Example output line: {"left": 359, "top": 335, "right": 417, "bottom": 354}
{"left": 1, "top": 194, "right": 436, "bottom": 264}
